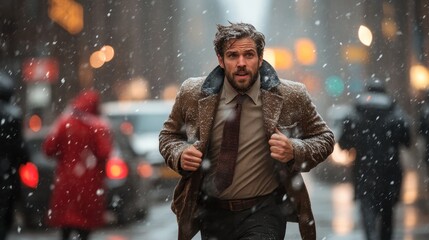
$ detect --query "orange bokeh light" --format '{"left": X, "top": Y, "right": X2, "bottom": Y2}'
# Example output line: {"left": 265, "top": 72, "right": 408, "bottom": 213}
{"left": 295, "top": 38, "right": 317, "bottom": 65}
{"left": 101, "top": 45, "right": 115, "bottom": 62}
{"left": 90, "top": 51, "right": 106, "bottom": 68}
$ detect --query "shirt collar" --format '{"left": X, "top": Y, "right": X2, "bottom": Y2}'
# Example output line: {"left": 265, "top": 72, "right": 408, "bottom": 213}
{"left": 222, "top": 74, "right": 260, "bottom": 105}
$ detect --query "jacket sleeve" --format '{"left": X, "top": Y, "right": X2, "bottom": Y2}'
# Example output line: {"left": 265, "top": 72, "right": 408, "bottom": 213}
{"left": 93, "top": 123, "right": 113, "bottom": 160}
{"left": 159, "top": 80, "right": 195, "bottom": 176}
{"left": 419, "top": 104, "right": 429, "bottom": 137}
{"left": 42, "top": 116, "right": 67, "bottom": 157}
{"left": 287, "top": 84, "right": 335, "bottom": 172}
{"left": 337, "top": 115, "right": 356, "bottom": 150}
{"left": 392, "top": 106, "right": 411, "bottom": 148}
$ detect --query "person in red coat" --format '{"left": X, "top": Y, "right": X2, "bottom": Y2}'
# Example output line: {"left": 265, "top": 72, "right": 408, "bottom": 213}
{"left": 43, "top": 90, "right": 113, "bottom": 240}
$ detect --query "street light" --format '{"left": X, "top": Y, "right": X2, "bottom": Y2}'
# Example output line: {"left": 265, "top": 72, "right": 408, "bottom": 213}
{"left": 358, "top": 25, "right": 373, "bottom": 46}
{"left": 410, "top": 64, "right": 429, "bottom": 90}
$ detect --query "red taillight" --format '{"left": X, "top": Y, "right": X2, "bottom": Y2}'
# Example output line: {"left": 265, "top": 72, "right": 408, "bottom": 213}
{"left": 19, "top": 162, "right": 39, "bottom": 188}
{"left": 106, "top": 157, "right": 128, "bottom": 180}
{"left": 28, "top": 114, "right": 42, "bottom": 133}
{"left": 137, "top": 162, "right": 153, "bottom": 178}
{"left": 120, "top": 121, "right": 134, "bottom": 135}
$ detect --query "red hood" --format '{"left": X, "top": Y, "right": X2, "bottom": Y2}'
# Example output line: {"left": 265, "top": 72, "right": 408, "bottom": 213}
{"left": 72, "top": 90, "right": 100, "bottom": 115}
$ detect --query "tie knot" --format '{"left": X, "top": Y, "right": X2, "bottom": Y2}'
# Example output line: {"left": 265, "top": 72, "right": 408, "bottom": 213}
{"left": 235, "top": 94, "right": 246, "bottom": 105}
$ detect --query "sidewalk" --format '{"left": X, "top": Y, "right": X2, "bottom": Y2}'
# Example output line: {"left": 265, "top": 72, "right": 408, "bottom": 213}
{"left": 297, "top": 170, "right": 429, "bottom": 240}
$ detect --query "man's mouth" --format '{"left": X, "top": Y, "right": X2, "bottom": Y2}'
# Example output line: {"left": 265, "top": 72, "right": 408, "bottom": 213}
{"left": 235, "top": 71, "right": 248, "bottom": 76}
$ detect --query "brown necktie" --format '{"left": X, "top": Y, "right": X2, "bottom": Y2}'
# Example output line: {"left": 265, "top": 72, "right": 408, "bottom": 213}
{"left": 214, "top": 94, "right": 246, "bottom": 193}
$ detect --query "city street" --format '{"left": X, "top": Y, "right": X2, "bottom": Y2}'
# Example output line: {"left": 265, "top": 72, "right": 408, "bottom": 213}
{"left": 2, "top": 1, "right": 429, "bottom": 240}
{"left": 8, "top": 169, "right": 429, "bottom": 240}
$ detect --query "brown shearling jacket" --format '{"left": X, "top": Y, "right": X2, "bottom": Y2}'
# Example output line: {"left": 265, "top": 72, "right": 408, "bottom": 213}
{"left": 159, "top": 60, "right": 335, "bottom": 240}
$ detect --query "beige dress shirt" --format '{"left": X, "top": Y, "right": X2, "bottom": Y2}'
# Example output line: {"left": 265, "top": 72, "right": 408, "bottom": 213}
{"left": 205, "top": 75, "right": 279, "bottom": 199}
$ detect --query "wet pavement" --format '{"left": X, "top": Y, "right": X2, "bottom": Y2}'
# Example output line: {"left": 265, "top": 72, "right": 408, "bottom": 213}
{"left": 300, "top": 169, "right": 429, "bottom": 240}
{"left": 8, "top": 169, "right": 429, "bottom": 240}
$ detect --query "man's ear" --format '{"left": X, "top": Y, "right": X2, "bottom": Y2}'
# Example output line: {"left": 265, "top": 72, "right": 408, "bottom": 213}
{"left": 217, "top": 54, "right": 224, "bottom": 68}
{"left": 258, "top": 53, "right": 264, "bottom": 67}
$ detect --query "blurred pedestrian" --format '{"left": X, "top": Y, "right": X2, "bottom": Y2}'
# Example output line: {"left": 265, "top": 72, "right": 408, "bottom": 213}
{"left": 159, "top": 22, "right": 335, "bottom": 240}
{"left": 338, "top": 79, "right": 411, "bottom": 240}
{"left": 43, "top": 90, "right": 112, "bottom": 240}
{"left": 0, "top": 72, "right": 30, "bottom": 240}
{"left": 419, "top": 90, "right": 429, "bottom": 175}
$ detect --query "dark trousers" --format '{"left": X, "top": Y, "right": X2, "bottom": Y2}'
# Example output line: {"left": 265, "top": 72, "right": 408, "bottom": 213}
{"left": 200, "top": 193, "right": 287, "bottom": 240}
{"left": 0, "top": 196, "right": 13, "bottom": 240}
{"left": 0, "top": 182, "right": 16, "bottom": 240}
{"left": 360, "top": 198, "right": 394, "bottom": 240}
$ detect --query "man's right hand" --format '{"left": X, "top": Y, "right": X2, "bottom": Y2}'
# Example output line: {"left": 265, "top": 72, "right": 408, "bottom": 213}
{"left": 180, "top": 145, "right": 202, "bottom": 171}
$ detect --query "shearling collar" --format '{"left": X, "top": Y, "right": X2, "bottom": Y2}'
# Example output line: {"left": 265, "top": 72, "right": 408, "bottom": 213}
{"left": 201, "top": 60, "right": 281, "bottom": 95}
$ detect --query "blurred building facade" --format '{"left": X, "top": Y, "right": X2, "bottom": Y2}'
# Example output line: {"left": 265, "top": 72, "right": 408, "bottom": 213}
{"left": 0, "top": 0, "right": 428, "bottom": 129}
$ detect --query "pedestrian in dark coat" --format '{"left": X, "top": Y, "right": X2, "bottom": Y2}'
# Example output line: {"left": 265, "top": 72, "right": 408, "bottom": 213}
{"left": 0, "top": 72, "right": 29, "bottom": 240}
{"left": 338, "top": 79, "right": 411, "bottom": 240}
{"left": 419, "top": 90, "right": 429, "bottom": 174}
{"left": 43, "top": 90, "right": 112, "bottom": 240}
{"left": 159, "top": 22, "right": 334, "bottom": 240}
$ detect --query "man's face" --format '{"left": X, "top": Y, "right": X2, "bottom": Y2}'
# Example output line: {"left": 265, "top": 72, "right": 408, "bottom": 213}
{"left": 217, "top": 37, "right": 263, "bottom": 93}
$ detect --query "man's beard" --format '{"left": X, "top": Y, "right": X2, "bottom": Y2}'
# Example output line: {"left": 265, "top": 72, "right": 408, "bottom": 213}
{"left": 226, "top": 69, "right": 258, "bottom": 93}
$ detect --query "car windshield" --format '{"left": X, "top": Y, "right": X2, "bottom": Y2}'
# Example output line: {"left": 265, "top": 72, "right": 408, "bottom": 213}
{"left": 109, "top": 112, "right": 168, "bottom": 135}
{"left": 132, "top": 113, "right": 167, "bottom": 134}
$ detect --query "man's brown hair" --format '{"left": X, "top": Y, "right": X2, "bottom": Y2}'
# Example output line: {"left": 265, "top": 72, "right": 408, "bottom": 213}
{"left": 213, "top": 22, "right": 265, "bottom": 57}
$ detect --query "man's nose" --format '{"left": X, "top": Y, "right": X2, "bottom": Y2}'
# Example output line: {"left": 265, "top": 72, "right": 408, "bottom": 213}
{"left": 237, "top": 55, "right": 246, "bottom": 67}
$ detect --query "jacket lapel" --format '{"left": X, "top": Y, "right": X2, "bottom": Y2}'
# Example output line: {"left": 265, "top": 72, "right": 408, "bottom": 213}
{"left": 198, "top": 60, "right": 282, "bottom": 146}
{"left": 261, "top": 89, "right": 284, "bottom": 138}
{"left": 198, "top": 94, "right": 219, "bottom": 152}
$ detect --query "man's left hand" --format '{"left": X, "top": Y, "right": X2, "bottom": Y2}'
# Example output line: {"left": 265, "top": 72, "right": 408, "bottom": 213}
{"left": 269, "top": 128, "right": 294, "bottom": 163}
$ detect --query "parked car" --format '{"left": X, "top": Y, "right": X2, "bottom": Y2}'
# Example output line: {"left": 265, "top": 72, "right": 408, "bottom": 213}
{"left": 15, "top": 126, "right": 153, "bottom": 229}
{"left": 101, "top": 100, "right": 180, "bottom": 201}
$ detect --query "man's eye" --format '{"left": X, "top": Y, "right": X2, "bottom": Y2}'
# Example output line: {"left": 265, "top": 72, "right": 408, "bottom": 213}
{"left": 245, "top": 53, "right": 255, "bottom": 58}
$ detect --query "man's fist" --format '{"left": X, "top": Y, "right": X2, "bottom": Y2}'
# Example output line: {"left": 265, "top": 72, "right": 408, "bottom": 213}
{"left": 180, "top": 145, "right": 203, "bottom": 171}
{"left": 268, "top": 128, "right": 294, "bottom": 163}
